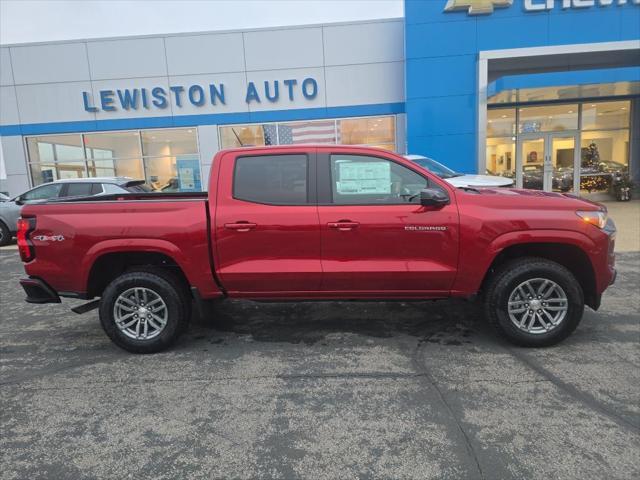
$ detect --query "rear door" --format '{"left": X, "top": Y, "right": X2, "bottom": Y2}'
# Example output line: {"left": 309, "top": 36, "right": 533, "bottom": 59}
{"left": 213, "top": 149, "right": 322, "bottom": 295}
{"left": 316, "top": 149, "right": 459, "bottom": 295}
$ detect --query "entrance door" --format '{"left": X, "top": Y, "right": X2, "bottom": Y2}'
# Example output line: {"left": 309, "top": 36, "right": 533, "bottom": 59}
{"left": 517, "top": 132, "right": 578, "bottom": 192}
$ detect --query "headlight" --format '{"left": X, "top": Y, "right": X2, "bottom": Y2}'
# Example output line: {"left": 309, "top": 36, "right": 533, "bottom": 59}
{"left": 576, "top": 210, "right": 607, "bottom": 229}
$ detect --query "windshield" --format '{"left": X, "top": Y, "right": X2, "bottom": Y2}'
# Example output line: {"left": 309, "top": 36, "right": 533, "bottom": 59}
{"left": 411, "top": 157, "right": 461, "bottom": 179}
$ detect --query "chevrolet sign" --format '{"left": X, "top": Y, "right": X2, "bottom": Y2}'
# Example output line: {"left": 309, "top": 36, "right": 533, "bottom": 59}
{"left": 444, "top": 0, "right": 639, "bottom": 15}
{"left": 443, "top": 0, "right": 513, "bottom": 14}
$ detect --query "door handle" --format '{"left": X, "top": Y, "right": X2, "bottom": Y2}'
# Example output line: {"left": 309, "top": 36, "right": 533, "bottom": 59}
{"left": 224, "top": 222, "right": 257, "bottom": 232}
{"left": 328, "top": 221, "right": 359, "bottom": 231}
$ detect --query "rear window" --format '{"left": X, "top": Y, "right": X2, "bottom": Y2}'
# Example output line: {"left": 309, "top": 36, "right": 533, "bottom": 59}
{"left": 233, "top": 154, "right": 308, "bottom": 205}
{"left": 65, "top": 183, "right": 94, "bottom": 197}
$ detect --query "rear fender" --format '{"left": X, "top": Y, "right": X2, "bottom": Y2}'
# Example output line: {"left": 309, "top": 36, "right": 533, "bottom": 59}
{"left": 80, "top": 239, "right": 194, "bottom": 294}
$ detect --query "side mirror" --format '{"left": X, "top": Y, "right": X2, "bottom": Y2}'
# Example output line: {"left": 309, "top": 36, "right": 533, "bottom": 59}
{"left": 420, "top": 188, "right": 449, "bottom": 208}
{"left": 14, "top": 196, "right": 24, "bottom": 206}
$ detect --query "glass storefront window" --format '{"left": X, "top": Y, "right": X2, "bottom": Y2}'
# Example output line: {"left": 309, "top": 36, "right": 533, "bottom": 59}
{"left": 485, "top": 137, "right": 515, "bottom": 178}
{"left": 141, "top": 128, "right": 198, "bottom": 157}
{"left": 84, "top": 131, "right": 141, "bottom": 160}
{"left": 27, "top": 134, "right": 84, "bottom": 163}
{"left": 487, "top": 109, "right": 515, "bottom": 137}
{"left": 26, "top": 128, "right": 200, "bottom": 190}
{"left": 278, "top": 120, "right": 337, "bottom": 145}
{"left": 581, "top": 101, "right": 630, "bottom": 131}
{"left": 518, "top": 104, "right": 578, "bottom": 133}
{"left": 29, "top": 162, "right": 88, "bottom": 185}
{"left": 339, "top": 116, "right": 395, "bottom": 151}
{"left": 219, "top": 125, "right": 267, "bottom": 148}
{"left": 144, "top": 157, "right": 178, "bottom": 191}
{"left": 87, "top": 158, "right": 117, "bottom": 178}
{"left": 219, "top": 116, "right": 397, "bottom": 151}
{"left": 579, "top": 129, "right": 630, "bottom": 194}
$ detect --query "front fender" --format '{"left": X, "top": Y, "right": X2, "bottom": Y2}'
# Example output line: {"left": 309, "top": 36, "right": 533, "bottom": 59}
{"left": 452, "top": 229, "right": 596, "bottom": 295}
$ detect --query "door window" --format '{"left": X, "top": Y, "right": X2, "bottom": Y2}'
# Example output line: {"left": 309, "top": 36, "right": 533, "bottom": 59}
{"left": 65, "top": 183, "right": 94, "bottom": 197}
{"left": 21, "top": 183, "right": 63, "bottom": 201}
{"left": 233, "top": 154, "right": 308, "bottom": 205}
{"left": 330, "top": 154, "right": 427, "bottom": 205}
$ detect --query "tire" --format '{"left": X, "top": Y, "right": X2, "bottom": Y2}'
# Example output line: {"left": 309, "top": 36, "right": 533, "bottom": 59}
{"left": 99, "top": 268, "right": 191, "bottom": 353}
{"left": 484, "top": 257, "right": 584, "bottom": 347}
{"left": 0, "top": 221, "right": 11, "bottom": 247}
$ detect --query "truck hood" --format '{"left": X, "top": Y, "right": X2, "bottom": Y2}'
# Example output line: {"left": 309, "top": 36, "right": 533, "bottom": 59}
{"left": 460, "top": 186, "right": 605, "bottom": 210}
{"left": 445, "top": 174, "right": 513, "bottom": 188}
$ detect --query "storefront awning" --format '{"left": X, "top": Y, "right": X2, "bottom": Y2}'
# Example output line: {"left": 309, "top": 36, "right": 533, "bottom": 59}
{"left": 488, "top": 66, "right": 640, "bottom": 105}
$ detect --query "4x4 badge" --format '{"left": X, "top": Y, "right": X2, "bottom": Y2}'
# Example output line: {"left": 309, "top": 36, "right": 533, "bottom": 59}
{"left": 32, "top": 235, "right": 65, "bottom": 242}
{"left": 444, "top": 0, "right": 513, "bottom": 15}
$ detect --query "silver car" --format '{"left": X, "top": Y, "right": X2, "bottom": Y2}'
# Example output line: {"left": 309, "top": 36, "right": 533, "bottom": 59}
{"left": 405, "top": 155, "right": 514, "bottom": 188}
{"left": 0, "top": 177, "right": 149, "bottom": 246}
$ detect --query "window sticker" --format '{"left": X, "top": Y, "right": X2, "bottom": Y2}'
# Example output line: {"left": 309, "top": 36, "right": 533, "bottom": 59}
{"left": 336, "top": 161, "right": 391, "bottom": 195}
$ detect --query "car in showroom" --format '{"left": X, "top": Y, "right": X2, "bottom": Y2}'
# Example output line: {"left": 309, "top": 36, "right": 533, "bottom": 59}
{"left": 405, "top": 155, "right": 513, "bottom": 188}
{"left": 0, "top": 177, "right": 149, "bottom": 246}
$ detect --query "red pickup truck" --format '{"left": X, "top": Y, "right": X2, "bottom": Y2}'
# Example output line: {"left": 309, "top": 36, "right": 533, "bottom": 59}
{"left": 17, "top": 145, "right": 616, "bottom": 353}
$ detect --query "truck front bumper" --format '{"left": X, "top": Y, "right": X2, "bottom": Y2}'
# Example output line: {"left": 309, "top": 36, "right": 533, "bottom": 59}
{"left": 20, "top": 277, "right": 61, "bottom": 304}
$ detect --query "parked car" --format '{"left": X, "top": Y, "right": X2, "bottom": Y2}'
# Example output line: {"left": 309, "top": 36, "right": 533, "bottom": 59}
{"left": 17, "top": 146, "right": 615, "bottom": 353}
{"left": 405, "top": 155, "right": 514, "bottom": 188}
{"left": 0, "top": 177, "right": 149, "bottom": 246}
{"left": 0, "top": 193, "right": 10, "bottom": 202}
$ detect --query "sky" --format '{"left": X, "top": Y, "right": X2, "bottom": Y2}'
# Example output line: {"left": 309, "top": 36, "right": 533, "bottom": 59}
{"left": 0, "top": 0, "right": 404, "bottom": 45}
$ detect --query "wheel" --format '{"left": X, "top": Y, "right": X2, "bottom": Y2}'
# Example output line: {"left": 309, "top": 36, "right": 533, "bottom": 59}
{"left": 99, "top": 269, "right": 191, "bottom": 353}
{"left": 0, "top": 221, "right": 11, "bottom": 246}
{"left": 484, "top": 257, "right": 584, "bottom": 347}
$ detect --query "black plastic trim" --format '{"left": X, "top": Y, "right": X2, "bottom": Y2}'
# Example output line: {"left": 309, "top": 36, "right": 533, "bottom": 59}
{"left": 20, "top": 277, "right": 61, "bottom": 304}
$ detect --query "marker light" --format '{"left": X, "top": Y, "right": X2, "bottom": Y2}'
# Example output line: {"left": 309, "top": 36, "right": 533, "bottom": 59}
{"left": 576, "top": 210, "right": 607, "bottom": 229}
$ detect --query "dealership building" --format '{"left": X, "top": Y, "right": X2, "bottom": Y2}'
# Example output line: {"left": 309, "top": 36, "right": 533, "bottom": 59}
{"left": 0, "top": 0, "right": 639, "bottom": 197}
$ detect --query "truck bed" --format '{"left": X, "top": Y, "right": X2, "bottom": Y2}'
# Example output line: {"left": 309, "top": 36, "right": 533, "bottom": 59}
{"left": 20, "top": 195, "right": 221, "bottom": 299}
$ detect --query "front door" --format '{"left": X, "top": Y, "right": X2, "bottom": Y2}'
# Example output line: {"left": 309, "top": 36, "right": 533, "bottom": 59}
{"left": 214, "top": 150, "right": 322, "bottom": 294}
{"left": 517, "top": 132, "right": 578, "bottom": 192}
{"left": 316, "top": 150, "right": 459, "bottom": 296}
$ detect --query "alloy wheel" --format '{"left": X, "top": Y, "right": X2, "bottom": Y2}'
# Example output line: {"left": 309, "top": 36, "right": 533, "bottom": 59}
{"left": 113, "top": 287, "right": 168, "bottom": 340}
{"left": 507, "top": 278, "right": 568, "bottom": 335}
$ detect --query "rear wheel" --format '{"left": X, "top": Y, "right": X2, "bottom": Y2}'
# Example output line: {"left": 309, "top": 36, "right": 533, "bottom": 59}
{"left": 484, "top": 258, "right": 584, "bottom": 347}
{"left": 99, "top": 269, "right": 191, "bottom": 353}
{"left": 0, "top": 221, "right": 11, "bottom": 246}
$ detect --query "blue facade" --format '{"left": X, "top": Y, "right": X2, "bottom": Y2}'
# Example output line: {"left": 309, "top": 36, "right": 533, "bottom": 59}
{"left": 404, "top": 0, "right": 640, "bottom": 173}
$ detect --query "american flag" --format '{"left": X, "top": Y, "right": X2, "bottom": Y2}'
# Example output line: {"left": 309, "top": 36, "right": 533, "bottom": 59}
{"left": 263, "top": 121, "right": 337, "bottom": 145}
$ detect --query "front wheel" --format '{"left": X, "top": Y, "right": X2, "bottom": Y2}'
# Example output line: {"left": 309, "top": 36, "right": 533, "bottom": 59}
{"left": 99, "top": 269, "right": 190, "bottom": 353}
{"left": 484, "top": 258, "right": 584, "bottom": 347}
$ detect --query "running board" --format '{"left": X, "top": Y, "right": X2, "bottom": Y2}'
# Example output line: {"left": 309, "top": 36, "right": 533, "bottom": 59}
{"left": 71, "top": 299, "right": 100, "bottom": 314}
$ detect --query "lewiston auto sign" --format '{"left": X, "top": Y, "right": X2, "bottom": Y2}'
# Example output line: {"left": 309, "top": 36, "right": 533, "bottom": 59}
{"left": 82, "top": 77, "right": 319, "bottom": 113}
{"left": 444, "top": 0, "right": 639, "bottom": 15}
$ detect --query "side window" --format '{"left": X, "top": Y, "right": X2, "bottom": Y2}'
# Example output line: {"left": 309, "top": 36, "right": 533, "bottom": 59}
{"left": 330, "top": 154, "right": 428, "bottom": 205}
{"left": 234, "top": 154, "right": 308, "bottom": 205}
{"left": 64, "top": 183, "right": 93, "bottom": 197}
{"left": 102, "top": 183, "right": 126, "bottom": 194}
{"left": 91, "top": 183, "right": 104, "bottom": 195}
{"left": 22, "top": 183, "right": 63, "bottom": 201}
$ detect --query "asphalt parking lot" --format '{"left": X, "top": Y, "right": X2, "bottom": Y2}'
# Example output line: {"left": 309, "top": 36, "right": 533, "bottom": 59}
{"left": 1, "top": 248, "right": 638, "bottom": 480}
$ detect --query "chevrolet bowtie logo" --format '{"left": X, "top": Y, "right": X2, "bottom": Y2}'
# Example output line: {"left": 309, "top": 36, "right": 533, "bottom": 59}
{"left": 444, "top": 0, "right": 513, "bottom": 15}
